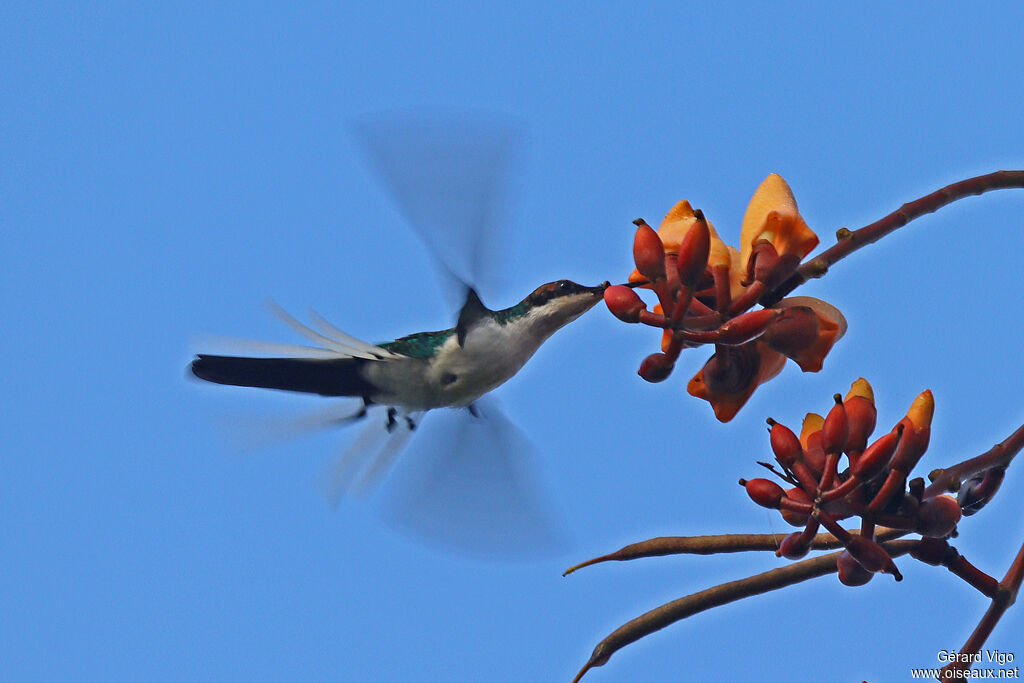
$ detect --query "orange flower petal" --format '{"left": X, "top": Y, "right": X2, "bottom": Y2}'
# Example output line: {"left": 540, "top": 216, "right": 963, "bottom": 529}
{"left": 724, "top": 245, "right": 746, "bottom": 299}
{"left": 739, "top": 174, "right": 819, "bottom": 271}
{"left": 687, "top": 342, "right": 786, "bottom": 422}
{"left": 657, "top": 199, "right": 724, "bottom": 253}
{"left": 627, "top": 268, "right": 650, "bottom": 288}
{"left": 764, "top": 296, "right": 847, "bottom": 372}
{"left": 652, "top": 303, "right": 674, "bottom": 352}
{"left": 800, "top": 413, "right": 825, "bottom": 450}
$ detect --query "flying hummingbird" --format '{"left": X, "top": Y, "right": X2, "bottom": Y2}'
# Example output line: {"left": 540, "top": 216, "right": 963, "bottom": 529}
{"left": 188, "top": 114, "right": 608, "bottom": 552}
{"left": 190, "top": 279, "right": 608, "bottom": 422}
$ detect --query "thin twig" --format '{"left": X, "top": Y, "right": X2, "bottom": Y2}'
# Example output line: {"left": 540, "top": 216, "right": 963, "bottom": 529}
{"left": 563, "top": 527, "right": 906, "bottom": 575}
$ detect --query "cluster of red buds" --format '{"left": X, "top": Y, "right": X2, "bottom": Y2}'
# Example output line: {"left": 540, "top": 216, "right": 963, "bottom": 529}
{"left": 604, "top": 176, "right": 847, "bottom": 421}
{"left": 739, "top": 379, "right": 962, "bottom": 585}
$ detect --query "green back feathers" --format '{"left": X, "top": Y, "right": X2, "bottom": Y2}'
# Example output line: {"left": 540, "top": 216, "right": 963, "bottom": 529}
{"left": 379, "top": 329, "right": 456, "bottom": 359}
{"left": 491, "top": 301, "right": 529, "bottom": 325}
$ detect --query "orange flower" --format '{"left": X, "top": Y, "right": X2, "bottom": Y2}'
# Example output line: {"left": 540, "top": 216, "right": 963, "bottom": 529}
{"left": 619, "top": 175, "right": 845, "bottom": 422}
{"left": 628, "top": 200, "right": 736, "bottom": 291}
{"left": 761, "top": 296, "right": 847, "bottom": 372}
{"left": 687, "top": 342, "right": 786, "bottom": 422}
{"left": 739, "top": 173, "right": 819, "bottom": 273}
{"left": 686, "top": 296, "right": 846, "bottom": 422}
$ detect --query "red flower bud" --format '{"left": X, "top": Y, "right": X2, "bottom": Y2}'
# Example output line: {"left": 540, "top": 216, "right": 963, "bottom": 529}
{"left": 603, "top": 285, "right": 646, "bottom": 323}
{"left": 802, "top": 440, "right": 826, "bottom": 479}
{"left": 780, "top": 487, "right": 812, "bottom": 526}
{"left": 844, "top": 379, "right": 877, "bottom": 454}
{"left": 768, "top": 419, "right": 803, "bottom": 468}
{"left": 837, "top": 549, "right": 874, "bottom": 586}
{"left": 676, "top": 212, "right": 711, "bottom": 287}
{"left": 845, "top": 535, "right": 902, "bottom": 580}
{"left": 747, "top": 240, "right": 779, "bottom": 284}
{"left": 632, "top": 221, "right": 666, "bottom": 282}
{"left": 821, "top": 394, "right": 849, "bottom": 456}
{"left": 748, "top": 239, "right": 802, "bottom": 289}
{"left": 716, "top": 309, "right": 777, "bottom": 346}
{"left": 889, "top": 418, "right": 930, "bottom": 475}
{"left": 890, "top": 391, "right": 934, "bottom": 473}
{"left": 777, "top": 531, "right": 811, "bottom": 559}
{"left": 915, "top": 495, "right": 961, "bottom": 538}
{"left": 743, "top": 478, "right": 785, "bottom": 509}
{"left": 637, "top": 352, "right": 674, "bottom": 383}
{"left": 850, "top": 425, "right": 902, "bottom": 482}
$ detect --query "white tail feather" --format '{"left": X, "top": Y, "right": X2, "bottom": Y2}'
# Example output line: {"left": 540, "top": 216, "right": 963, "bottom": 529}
{"left": 266, "top": 299, "right": 398, "bottom": 360}
{"left": 307, "top": 309, "right": 398, "bottom": 359}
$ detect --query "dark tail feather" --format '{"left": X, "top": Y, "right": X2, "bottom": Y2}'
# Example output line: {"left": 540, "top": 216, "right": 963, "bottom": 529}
{"left": 190, "top": 355, "right": 375, "bottom": 398}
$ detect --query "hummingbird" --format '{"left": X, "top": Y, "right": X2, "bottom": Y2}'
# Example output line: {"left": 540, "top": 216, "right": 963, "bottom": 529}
{"left": 189, "top": 113, "right": 606, "bottom": 552}
{"left": 190, "top": 279, "right": 609, "bottom": 546}
{"left": 190, "top": 279, "right": 608, "bottom": 421}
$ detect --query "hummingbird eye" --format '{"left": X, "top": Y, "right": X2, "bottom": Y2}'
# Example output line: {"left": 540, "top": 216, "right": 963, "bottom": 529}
{"left": 556, "top": 280, "right": 572, "bottom": 293}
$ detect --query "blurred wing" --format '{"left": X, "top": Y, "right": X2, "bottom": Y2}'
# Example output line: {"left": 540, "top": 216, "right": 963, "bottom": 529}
{"left": 373, "top": 396, "right": 569, "bottom": 559}
{"left": 206, "top": 399, "right": 372, "bottom": 454}
{"left": 351, "top": 111, "right": 524, "bottom": 309}
{"left": 321, "top": 406, "right": 423, "bottom": 503}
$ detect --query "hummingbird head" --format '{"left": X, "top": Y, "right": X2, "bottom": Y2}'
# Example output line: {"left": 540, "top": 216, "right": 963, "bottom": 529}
{"left": 516, "top": 279, "right": 610, "bottom": 336}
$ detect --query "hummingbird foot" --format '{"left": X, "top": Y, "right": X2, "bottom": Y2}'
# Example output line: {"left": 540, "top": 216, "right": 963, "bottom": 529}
{"left": 385, "top": 406, "right": 419, "bottom": 432}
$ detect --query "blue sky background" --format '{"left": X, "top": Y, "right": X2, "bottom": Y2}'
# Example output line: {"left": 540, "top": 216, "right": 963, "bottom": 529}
{"left": 4, "top": 3, "right": 1023, "bottom": 681}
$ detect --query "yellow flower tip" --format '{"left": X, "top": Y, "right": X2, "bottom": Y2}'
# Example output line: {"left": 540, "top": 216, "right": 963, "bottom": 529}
{"left": 845, "top": 377, "right": 875, "bottom": 404}
{"left": 907, "top": 389, "right": 935, "bottom": 430}
{"left": 739, "top": 174, "right": 819, "bottom": 269}
{"left": 663, "top": 199, "right": 695, "bottom": 223}
{"left": 657, "top": 200, "right": 697, "bottom": 253}
{"left": 800, "top": 413, "right": 825, "bottom": 449}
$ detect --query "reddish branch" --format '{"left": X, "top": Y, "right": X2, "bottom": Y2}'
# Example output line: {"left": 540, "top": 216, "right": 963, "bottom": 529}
{"left": 925, "top": 422, "right": 1024, "bottom": 498}
{"left": 762, "top": 170, "right": 1024, "bottom": 305}
{"left": 941, "top": 540, "right": 1024, "bottom": 678}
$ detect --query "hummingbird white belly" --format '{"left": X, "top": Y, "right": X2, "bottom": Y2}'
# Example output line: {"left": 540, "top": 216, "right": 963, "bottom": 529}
{"left": 359, "top": 316, "right": 545, "bottom": 410}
